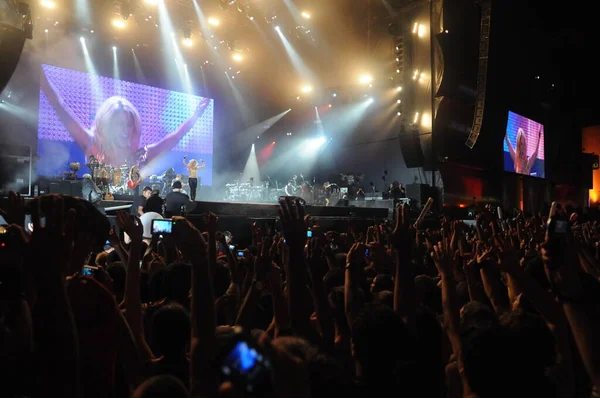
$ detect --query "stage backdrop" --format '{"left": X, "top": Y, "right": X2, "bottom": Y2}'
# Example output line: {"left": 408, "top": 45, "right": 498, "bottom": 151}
{"left": 37, "top": 64, "right": 214, "bottom": 185}
{"left": 503, "top": 110, "right": 545, "bottom": 179}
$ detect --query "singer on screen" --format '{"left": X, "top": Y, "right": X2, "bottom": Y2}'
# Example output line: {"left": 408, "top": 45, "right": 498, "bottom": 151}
{"left": 505, "top": 126, "right": 542, "bottom": 175}
{"left": 40, "top": 69, "right": 210, "bottom": 167}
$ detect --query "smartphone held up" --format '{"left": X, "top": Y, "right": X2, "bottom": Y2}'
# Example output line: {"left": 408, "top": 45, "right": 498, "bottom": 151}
{"left": 151, "top": 219, "right": 176, "bottom": 235}
{"left": 218, "top": 327, "right": 272, "bottom": 395}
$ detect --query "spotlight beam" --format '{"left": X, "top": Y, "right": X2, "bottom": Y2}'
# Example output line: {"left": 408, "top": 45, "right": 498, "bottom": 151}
{"left": 131, "top": 49, "right": 148, "bottom": 84}
{"left": 274, "top": 28, "right": 316, "bottom": 84}
{"left": 79, "top": 38, "right": 104, "bottom": 103}
{"left": 157, "top": 1, "right": 186, "bottom": 86}
{"left": 241, "top": 144, "right": 261, "bottom": 188}
{"left": 234, "top": 109, "right": 292, "bottom": 152}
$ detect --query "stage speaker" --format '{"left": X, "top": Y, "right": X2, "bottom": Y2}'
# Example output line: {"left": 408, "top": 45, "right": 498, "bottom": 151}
{"left": 406, "top": 184, "right": 437, "bottom": 207}
{"left": 81, "top": 178, "right": 103, "bottom": 204}
{"left": 581, "top": 153, "right": 596, "bottom": 190}
{"left": 399, "top": 130, "right": 425, "bottom": 168}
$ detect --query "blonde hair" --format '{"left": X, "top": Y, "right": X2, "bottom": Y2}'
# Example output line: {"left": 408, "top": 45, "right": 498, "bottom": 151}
{"left": 189, "top": 159, "right": 198, "bottom": 167}
{"left": 91, "top": 96, "right": 142, "bottom": 153}
{"left": 516, "top": 128, "right": 527, "bottom": 161}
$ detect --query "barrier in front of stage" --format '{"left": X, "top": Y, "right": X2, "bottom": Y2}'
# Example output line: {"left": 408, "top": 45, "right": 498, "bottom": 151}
{"left": 185, "top": 201, "right": 389, "bottom": 220}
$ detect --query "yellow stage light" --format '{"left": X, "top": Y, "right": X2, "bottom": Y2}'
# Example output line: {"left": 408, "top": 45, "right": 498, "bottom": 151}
{"left": 112, "top": 19, "right": 127, "bottom": 29}
{"left": 41, "top": 0, "right": 56, "bottom": 9}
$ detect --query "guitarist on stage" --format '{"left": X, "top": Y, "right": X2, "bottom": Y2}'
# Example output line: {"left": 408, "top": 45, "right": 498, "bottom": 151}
{"left": 127, "top": 165, "right": 142, "bottom": 196}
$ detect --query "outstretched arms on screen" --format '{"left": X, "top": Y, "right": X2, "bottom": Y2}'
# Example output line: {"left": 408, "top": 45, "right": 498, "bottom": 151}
{"left": 146, "top": 98, "right": 211, "bottom": 164}
{"left": 525, "top": 126, "right": 543, "bottom": 174}
{"left": 505, "top": 132, "right": 516, "bottom": 164}
{"left": 40, "top": 69, "right": 92, "bottom": 153}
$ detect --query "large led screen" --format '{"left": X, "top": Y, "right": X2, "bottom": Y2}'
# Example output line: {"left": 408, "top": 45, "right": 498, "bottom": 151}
{"left": 37, "top": 64, "right": 214, "bottom": 185}
{"left": 503, "top": 111, "right": 544, "bottom": 178}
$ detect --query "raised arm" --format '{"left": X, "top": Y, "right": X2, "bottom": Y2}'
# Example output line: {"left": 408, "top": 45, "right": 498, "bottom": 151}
{"left": 146, "top": 98, "right": 210, "bottom": 163}
{"left": 171, "top": 217, "right": 215, "bottom": 396}
{"left": 119, "top": 212, "right": 153, "bottom": 363}
{"left": 40, "top": 69, "right": 92, "bottom": 152}
{"left": 505, "top": 132, "right": 516, "bottom": 163}
{"left": 182, "top": 157, "right": 189, "bottom": 169}
{"left": 525, "top": 127, "right": 543, "bottom": 174}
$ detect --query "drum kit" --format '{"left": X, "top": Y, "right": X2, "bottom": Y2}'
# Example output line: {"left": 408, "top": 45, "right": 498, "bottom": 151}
{"left": 224, "top": 180, "right": 284, "bottom": 202}
{"left": 225, "top": 181, "right": 267, "bottom": 202}
{"left": 85, "top": 156, "right": 138, "bottom": 198}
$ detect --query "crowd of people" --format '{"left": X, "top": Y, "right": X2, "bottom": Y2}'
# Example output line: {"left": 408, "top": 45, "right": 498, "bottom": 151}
{"left": 0, "top": 191, "right": 599, "bottom": 398}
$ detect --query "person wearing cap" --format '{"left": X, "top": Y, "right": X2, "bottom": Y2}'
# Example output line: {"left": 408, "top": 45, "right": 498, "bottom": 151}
{"left": 164, "top": 180, "right": 190, "bottom": 217}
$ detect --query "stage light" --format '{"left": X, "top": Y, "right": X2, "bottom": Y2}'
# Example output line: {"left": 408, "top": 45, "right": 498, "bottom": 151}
{"left": 301, "top": 11, "right": 311, "bottom": 19}
{"left": 301, "top": 136, "right": 327, "bottom": 156}
{"left": 274, "top": 25, "right": 280, "bottom": 31}
{"left": 90, "top": 30, "right": 94, "bottom": 33}
{"left": 413, "top": 22, "right": 418, "bottom": 33}
{"left": 182, "top": 38, "right": 193, "bottom": 47}
{"left": 396, "top": 86, "right": 403, "bottom": 92}
{"left": 328, "top": 104, "right": 332, "bottom": 108}
{"left": 249, "top": 16, "right": 254, "bottom": 20}
{"left": 232, "top": 53, "right": 243, "bottom": 62}
{"left": 113, "top": 46, "right": 117, "bottom": 51}
{"left": 396, "top": 99, "right": 401, "bottom": 104}
{"left": 359, "top": 74, "right": 373, "bottom": 84}
{"left": 366, "top": 97, "right": 374, "bottom": 104}
{"left": 421, "top": 112, "right": 432, "bottom": 129}
{"left": 444, "top": 29, "right": 449, "bottom": 33}
{"left": 332, "top": 93, "right": 337, "bottom": 97}
{"left": 40, "top": 0, "right": 56, "bottom": 9}
{"left": 413, "top": 112, "right": 420, "bottom": 124}
{"left": 208, "top": 17, "right": 220, "bottom": 26}
{"left": 301, "top": 85, "right": 313, "bottom": 93}
{"left": 79, "top": 36, "right": 85, "bottom": 43}
{"left": 397, "top": 112, "right": 402, "bottom": 116}
{"left": 272, "top": 141, "right": 276, "bottom": 144}
{"left": 257, "top": 136, "right": 260, "bottom": 139}
{"left": 396, "top": 69, "right": 400, "bottom": 74}
{"left": 44, "top": 28, "right": 48, "bottom": 33}
{"left": 418, "top": 24, "right": 427, "bottom": 37}
{"left": 112, "top": 19, "right": 127, "bottom": 29}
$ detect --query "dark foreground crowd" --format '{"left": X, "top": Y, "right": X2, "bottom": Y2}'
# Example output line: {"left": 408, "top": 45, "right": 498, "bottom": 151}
{"left": 0, "top": 192, "right": 599, "bottom": 398}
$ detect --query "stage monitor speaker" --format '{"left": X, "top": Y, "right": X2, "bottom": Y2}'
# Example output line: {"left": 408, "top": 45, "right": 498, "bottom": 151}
{"left": 581, "top": 153, "right": 596, "bottom": 190}
{"left": 81, "top": 178, "right": 103, "bottom": 204}
{"left": 406, "top": 184, "right": 437, "bottom": 206}
{"left": 399, "top": 130, "right": 425, "bottom": 168}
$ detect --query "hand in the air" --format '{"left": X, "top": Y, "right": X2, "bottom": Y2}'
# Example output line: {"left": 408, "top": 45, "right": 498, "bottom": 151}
{"left": 195, "top": 98, "right": 211, "bottom": 117}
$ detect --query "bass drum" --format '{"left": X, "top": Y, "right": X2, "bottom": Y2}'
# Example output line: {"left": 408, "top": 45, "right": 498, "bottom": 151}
{"left": 95, "top": 167, "right": 110, "bottom": 187}
{"left": 112, "top": 167, "right": 123, "bottom": 187}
